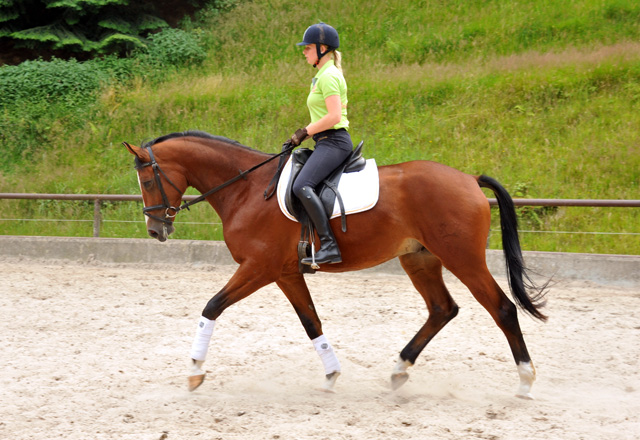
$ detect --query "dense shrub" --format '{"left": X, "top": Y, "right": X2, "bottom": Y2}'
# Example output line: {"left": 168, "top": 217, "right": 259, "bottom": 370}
{"left": 0, "top": 58, "right": 107, "bottom": 107}
{"left": 144, "top": 28, "right": 208, "bottom": 67}
{"left": 0, "top": 24, "right": 209, "bottom": 170}
{"left": 0, "top": 57, "right": 113, "bottom": 169}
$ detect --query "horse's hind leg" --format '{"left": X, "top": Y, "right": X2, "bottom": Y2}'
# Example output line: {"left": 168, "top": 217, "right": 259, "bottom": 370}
{"left": 393, "top": 250, "right": 459, "bottom": 390}
{"left": 451, "top": 264, "right": 536, "bottom": 399}
{"left": 276, "top": 272, "right": 341, "bottom": 392}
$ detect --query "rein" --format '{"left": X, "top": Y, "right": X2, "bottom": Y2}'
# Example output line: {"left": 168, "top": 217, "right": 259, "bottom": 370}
{"left": 133, "top": 141, "right": 295, "bottom": 225}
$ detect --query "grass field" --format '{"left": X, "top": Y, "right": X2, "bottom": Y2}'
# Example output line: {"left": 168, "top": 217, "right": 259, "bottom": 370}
{"left": 0, "top": 0, "right": 638, "bottom": 254}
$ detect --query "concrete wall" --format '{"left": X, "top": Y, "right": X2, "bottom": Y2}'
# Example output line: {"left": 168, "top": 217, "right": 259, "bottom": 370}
{"left": 0, "top": 235, "right": 638, "bottom": 287}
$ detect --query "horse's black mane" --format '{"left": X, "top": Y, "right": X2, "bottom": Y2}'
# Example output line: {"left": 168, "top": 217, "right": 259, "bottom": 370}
{"left": 141, "top": 130, "right": 263, "bottom": 154}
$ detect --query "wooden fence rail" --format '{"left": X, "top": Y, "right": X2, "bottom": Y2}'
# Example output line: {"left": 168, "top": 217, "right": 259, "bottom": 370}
{"left": 1, "top": 193, "right": 639, "bottom": 237}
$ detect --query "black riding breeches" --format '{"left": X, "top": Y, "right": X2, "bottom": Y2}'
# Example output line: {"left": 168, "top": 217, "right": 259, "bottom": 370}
{"left": 292, "top": 128, "right": 353, "bottom": 198}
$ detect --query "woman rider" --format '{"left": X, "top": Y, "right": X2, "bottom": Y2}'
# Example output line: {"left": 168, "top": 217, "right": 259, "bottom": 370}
{"left": 289, "top": 22, "right": 353, "bottom": 266}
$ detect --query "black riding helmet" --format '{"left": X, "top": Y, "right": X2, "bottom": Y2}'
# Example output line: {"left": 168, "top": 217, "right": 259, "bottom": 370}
{"left": 297, "top": 23, "right": 340, "bottom": 67}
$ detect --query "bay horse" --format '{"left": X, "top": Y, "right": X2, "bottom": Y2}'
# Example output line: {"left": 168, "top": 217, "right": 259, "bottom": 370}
{"left": 123, "top": 130, "right": 547, "bottom": 399}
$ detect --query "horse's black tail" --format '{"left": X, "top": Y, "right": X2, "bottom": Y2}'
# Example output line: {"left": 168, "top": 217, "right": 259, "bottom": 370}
{"left": 477, "top": 175, "right": 548, "bottom": 322}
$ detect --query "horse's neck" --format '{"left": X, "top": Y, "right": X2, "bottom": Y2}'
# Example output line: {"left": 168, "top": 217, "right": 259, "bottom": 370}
{"left": 174, "top": 140, "right": 269, "bottom": 214}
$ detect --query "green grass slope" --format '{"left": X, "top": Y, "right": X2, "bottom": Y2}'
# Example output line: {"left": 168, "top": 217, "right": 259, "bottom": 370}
{"left": 1, "top": 0, "right": 638, "bottom": 254}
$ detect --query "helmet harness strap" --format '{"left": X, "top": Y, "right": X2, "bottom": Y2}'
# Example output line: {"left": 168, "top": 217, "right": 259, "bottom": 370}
{"left": 313, "top": 45, "right": 333, "bottom": 68}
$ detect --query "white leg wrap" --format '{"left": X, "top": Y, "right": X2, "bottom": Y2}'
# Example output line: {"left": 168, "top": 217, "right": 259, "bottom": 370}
{"left": 312, "top": 335, "right": 341, "bottom": 375}
{"left": 191, "top": 359, "right": 205, "bottom": 376}
{"left": 190, "top": 316, "right": 216, "bottom": 361}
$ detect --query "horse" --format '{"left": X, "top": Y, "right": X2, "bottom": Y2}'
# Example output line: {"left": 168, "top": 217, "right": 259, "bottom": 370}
{"left": 123, "top": 130, "right": 547, "bottom": 399}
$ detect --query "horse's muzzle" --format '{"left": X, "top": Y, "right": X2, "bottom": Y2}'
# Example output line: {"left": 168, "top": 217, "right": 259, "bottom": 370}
{"left": 148, "top": 222, "right": 175, "bottom": 242}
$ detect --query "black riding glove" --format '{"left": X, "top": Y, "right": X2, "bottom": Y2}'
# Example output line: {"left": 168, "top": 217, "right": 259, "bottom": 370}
{"left": 290, "top": 127, "right": 308, "bottom": 147}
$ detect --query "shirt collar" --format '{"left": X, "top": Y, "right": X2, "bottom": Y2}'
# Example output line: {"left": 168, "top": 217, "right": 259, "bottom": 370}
{"left": 315, "top": 59, "right": 335, "bottom": 78}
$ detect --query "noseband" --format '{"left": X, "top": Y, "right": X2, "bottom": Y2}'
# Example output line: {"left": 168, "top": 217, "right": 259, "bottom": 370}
{"left": 132, "top": 141, "right": 295, "bottom": 225}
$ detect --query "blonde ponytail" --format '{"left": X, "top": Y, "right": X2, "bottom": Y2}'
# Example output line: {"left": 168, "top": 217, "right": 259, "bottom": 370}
{"left": 333, "top": 50, "right": 343, "bottom": 72}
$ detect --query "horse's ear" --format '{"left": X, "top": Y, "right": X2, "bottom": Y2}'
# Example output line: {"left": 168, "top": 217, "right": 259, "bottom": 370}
{"left": 123, "top": 142, "right": 149, "bottom": 161}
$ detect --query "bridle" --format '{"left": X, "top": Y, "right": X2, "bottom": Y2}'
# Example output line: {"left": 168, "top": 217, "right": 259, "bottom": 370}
{"left": 131, "top": 141, "right": 295, "bottom": 225}
{"left": 134, "top": 145, "right": 183, "bottom": 225}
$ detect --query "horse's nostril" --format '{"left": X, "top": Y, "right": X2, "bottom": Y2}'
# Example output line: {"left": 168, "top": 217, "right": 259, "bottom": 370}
{"left": 148, "top": 229, "right": 159, "bottom": 238}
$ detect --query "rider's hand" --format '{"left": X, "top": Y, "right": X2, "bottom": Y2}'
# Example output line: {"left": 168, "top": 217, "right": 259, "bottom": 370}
{"left": 290, "top": 127, "right": 308, "bottom": 146}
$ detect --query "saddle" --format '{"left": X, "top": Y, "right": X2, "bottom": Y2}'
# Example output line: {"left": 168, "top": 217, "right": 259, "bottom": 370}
{"left": 284, "top": 140, "right": 365, "bottom": 230}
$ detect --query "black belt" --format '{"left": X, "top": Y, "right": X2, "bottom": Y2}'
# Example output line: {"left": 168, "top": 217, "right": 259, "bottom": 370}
{"left": 313, "top": 127, "right": 347, "bottom": 142}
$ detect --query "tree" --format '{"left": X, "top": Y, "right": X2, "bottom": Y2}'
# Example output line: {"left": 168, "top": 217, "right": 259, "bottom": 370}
{"left": 0, "top": 0, "right": 214, "bottom": 64}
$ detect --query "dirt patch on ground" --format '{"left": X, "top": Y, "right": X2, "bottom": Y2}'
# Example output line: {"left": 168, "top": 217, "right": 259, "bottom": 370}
{"left": 1, "top": 257, "right": 638, "bottom": 439}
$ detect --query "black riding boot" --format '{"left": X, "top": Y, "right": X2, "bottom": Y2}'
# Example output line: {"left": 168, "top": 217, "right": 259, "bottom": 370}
{"left": 298, "top": 186, "right": 342, "bottom": 265}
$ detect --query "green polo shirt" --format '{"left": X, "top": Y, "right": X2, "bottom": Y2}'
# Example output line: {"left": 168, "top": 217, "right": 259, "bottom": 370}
{"left": 306, "top": 60, "right": 349, "bottom": 130}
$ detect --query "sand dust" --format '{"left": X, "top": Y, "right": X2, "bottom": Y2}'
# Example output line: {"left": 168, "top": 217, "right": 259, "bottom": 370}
{"left": 1, "top": 256, "right": 638, "bottom": 439}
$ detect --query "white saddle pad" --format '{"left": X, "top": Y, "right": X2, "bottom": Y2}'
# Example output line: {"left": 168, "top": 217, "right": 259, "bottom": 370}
{"left": 277, "top": 155, "right": 380, "bottom": 222}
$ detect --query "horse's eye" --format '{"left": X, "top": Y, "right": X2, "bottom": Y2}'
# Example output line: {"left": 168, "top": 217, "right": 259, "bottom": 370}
{"left": 142, "top": 180, "right": 153, "bottom": 190}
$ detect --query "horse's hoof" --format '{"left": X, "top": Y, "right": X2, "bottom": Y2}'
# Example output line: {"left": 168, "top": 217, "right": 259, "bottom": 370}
{"left": 188, "top": 374, "right": 205, "bottom": 392}
{"left": 516, "top": 392, "right": 535, "bottom": 400}
{"left": 391, "top": 372, "right": 409, "bottom": 390}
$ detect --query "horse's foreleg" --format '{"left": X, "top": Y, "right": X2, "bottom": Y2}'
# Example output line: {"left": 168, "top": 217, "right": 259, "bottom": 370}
{"left": 189, "top": 316, "right": 216, "bottom": 391}
{"left": 276, "top": 273, "right": 341, "bottom": 392}
{"left": 393, "top": 251, "right": 459, "bottom": 390}
{"left": 188, "top": 265, "right": 276, "bottom": 391}
{"left": 312, "top": 335, "right": 341, "bottom": 392}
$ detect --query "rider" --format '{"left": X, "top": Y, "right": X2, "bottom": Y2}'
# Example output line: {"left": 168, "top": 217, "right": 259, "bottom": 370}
{"left": 289, "top": 22, "right": 353, "bottom": 266}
